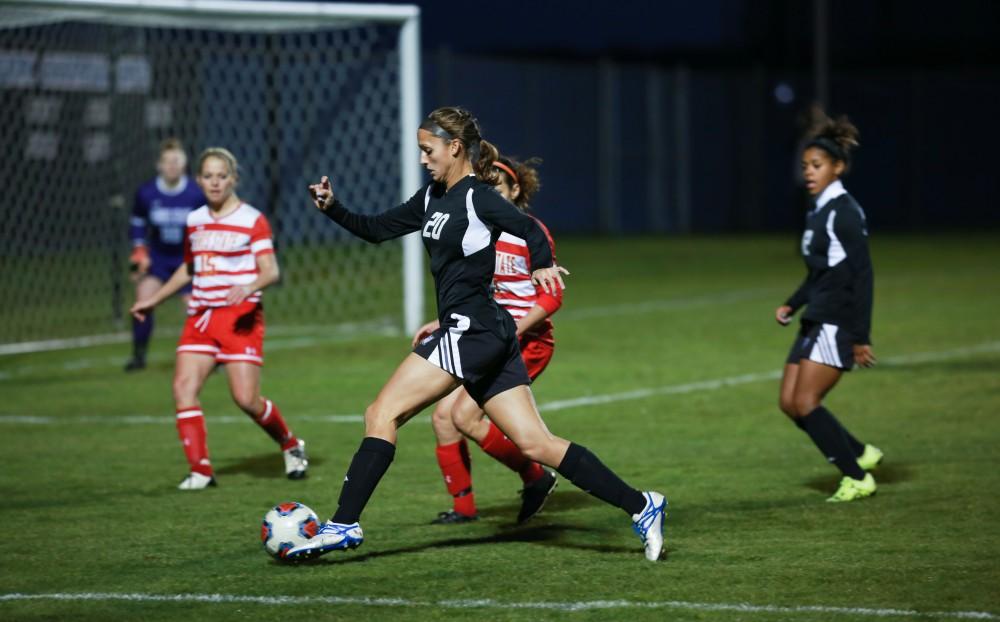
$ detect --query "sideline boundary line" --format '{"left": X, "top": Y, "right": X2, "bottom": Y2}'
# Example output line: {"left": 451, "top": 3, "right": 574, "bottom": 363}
{"left": 1, "top": 341, "right": 997, "bottom": 426}
{"left": 0, "top": 592, "right": 995, "bottom": 619}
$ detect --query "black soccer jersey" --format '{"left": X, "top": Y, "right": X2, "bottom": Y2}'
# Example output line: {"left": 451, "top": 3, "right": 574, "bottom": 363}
{"left": 324, "top": 175, "right": 554, "bottom": 338}
{"left": 785, "top": 180, "right": 874, "bottom": 345}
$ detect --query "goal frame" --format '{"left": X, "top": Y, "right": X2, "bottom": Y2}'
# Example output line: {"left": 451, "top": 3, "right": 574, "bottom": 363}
{"left": 0, "top": 0, "right": 425, "bottom": 353}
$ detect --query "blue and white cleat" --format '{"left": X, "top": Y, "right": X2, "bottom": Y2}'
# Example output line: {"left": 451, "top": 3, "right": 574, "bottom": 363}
{"left": 632, "top": 491, "right": 667, "bottom": 561}
{"left": 284, "top": 520, "right": 363, "bottom": 561}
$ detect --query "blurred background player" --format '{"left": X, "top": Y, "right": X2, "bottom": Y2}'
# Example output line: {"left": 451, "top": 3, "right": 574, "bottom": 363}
{"left": 775, "top": 110, "right": 883, "bottom": 502}
{"left": 291, "top": 106, "right": 666, "bottom": 563}
{"left": 130, "top": 147, "right": 307, "bottom": 490}
{"left": 413, "top": 156, "right": 561, "bottom": 525}
{"left": 125, "top": 138, "right": 206, "bottom": 372}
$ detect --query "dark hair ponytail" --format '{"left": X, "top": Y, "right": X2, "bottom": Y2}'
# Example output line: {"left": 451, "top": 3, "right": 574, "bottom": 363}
{"left": 473, "top": 139, "right": 500, "bottom": 185}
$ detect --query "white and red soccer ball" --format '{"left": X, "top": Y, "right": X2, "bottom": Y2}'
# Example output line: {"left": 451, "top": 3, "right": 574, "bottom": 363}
{"left": 261, "top": 502, "right": 319, "bottom": 560}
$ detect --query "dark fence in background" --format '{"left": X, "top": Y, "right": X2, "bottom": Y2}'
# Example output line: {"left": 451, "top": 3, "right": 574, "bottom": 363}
{"left": 425, "top": 51, "right": 1000, "bottom": 234}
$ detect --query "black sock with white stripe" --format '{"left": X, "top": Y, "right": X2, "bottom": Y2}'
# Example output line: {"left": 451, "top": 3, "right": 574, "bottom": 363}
{"left": 556, "top": 443, "right": 647, "bottom": 516}
{"left": 800, "top": 407, "right": 865, "bottom": 480}
{"left": 332, "top": 437, "right": 396, "bottom": 524}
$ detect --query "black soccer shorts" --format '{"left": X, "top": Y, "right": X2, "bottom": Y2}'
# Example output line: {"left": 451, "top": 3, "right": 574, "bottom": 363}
{"left": 414, "top": 312, "right": 531, "bottom": 405}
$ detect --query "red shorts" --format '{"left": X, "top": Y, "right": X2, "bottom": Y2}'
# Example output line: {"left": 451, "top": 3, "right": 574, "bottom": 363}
{"left": 520, "top": 337, "right": 554, "bottom": 381}
{"left": 177, "top": 302, "right": 265, "bottom": 366}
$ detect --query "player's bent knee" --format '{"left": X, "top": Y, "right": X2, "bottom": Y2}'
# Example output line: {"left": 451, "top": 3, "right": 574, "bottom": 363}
{"left": 779, "top": 397, "right": 797, "bottom": 417}
{"left": 364, "top": 402, "right": 401, "bottom": 434}
{"left": 793, "top": 394, "right": 820, "bottom": 418}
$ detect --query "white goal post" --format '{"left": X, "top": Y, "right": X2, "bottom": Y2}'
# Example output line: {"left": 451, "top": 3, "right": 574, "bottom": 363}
{"left": 0, "top": 0, "right": 425, "bottom": 352}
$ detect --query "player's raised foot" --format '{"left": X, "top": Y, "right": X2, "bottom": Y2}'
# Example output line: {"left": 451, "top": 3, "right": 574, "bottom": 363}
{"left": 284, "top": 521, "right": 363, "bottom": 561}
{"left": 517, "top": 467, "right": 558, "bottom": 524}
{"left": 123, "top": 356, "right": 146, "bottom": 372}
{"left": 177, "top": 472, "right": 216, "bottom": 490}
{"left": 827, "top": 473, "right": 877, "bottom": 502}
{"left": 856, "top": 444, "right": 884, "bottom": 471}
{"left": 632, "top": 491, "right": 667, "bottom": 561}
{"left": 283, "top": 439, "right": 308, "bottom": 480}
{"left": 430, "top": 510, "right": 479, "bottom": 525}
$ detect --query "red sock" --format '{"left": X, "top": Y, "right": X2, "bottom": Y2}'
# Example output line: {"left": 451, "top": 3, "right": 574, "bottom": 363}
{"left": 435, "top": 440, "right": 476, "bottom": 516}
{"left": 176, "top": 407, "right": 212, "bottom": 476}
{"left": 479, "top": 422, "right": 545, "bottom": 485}
{"left": 253, "top": 398, "right": 298, "bottom": 451}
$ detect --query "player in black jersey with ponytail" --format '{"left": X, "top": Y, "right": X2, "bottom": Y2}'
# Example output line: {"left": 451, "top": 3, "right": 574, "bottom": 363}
{"left": 776, "top": 110, "right": 883, "bottom": 502}
{"left": 288, "top": 107, "right": 666, "bottom": 562}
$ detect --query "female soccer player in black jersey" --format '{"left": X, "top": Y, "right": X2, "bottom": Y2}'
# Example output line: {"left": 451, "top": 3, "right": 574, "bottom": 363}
{"left": 289, "top": 107, "right": 666, "bottom": 562}
{"left": 776, "top": 111, "right": 883, "bottom": 502}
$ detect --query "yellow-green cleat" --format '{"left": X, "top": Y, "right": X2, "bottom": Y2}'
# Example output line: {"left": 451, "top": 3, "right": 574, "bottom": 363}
{"left": 856, "top": 444, "right": 884, "bottom": 471}
{"left": 827, "top": 472, "right": 877, "bottom": 502}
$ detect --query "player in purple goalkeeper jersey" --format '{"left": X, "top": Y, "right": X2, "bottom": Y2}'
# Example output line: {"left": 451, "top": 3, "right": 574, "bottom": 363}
{"left": 125, "top": 138, "right": 206, "bottom": 372}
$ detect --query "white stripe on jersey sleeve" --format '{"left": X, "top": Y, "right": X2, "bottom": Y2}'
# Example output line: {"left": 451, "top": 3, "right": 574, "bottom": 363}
{"left": 462, "top": 188, "right": 491, "bottom": 257}
{"left": 251, "top": 239, "right": 273, "bottom": 254}
{"left": 825, "top": 210, "right": 846, "bottom": 267}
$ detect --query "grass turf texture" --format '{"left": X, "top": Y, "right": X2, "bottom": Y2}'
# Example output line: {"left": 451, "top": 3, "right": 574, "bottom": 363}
{"left": 1, "top": 234, "right": 998, "bottom": 622}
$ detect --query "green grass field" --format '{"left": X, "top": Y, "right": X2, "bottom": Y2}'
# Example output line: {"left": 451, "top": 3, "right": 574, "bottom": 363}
{"left": 1, "top": 234, "right": 999, "bottom": 622}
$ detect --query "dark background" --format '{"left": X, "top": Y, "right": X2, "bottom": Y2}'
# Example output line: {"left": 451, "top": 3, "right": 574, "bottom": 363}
{"left": 381, "top": 0, "right": 1000, "bottom": 233}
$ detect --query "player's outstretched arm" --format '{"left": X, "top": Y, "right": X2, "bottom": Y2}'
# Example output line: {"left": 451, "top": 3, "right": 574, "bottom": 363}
{"left": 130, "top": 263, "right": 192, "bottom": 321}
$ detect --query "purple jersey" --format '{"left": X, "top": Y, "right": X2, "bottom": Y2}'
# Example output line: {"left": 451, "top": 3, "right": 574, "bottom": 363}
{"left": 130, "top": 176, "right": 206, "bottom": 257}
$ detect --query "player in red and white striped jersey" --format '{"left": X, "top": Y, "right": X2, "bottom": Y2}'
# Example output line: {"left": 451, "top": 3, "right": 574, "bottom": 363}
{"left": 130, "top": 148, "right": 307, "bottom": 490}
{"left": 414, "top": 156, "right": 563, "bottom": 524}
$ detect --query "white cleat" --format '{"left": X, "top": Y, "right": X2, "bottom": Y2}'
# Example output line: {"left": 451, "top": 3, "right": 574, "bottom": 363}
{"left": 177, "top": 472, "right": 216, "bottom": 491}
{"left": 283, "top": 439, "right": 308, "bottom": 480}
{"left": 284, "top": 521, "right": 363, "bottom": 561}
{"left": 631, "top": 491, "right": 667, "bottom": 561}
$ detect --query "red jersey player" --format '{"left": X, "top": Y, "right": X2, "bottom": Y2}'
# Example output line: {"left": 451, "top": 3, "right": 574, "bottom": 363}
{"left": 413, "top": 156, "right": 562, "bottom": 524}
{"left": 130, "top": 147, "right": 307, "bottom": 490}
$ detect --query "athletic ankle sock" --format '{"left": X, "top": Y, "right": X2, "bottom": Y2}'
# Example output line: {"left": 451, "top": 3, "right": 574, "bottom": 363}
{"left": 176, "top": 407, "right": 212, "bottom": 476}
{"left": 556, "top": 443, "right": 646, "bottom": 516}
{"left": 252, "top": 397, "right": 297, "bottom": 450}
{"left": 435, "top": 441, "right": 476, "bottom": 516}
{"left": 332, "top": 437, "right": 396, "bottom": 524}
{"left": 132, "top": 313, "right": 153, "bottom": 358}
{"left": 800, "top": 406, "right": 866, "bottom": 480}
{"left": 478, "top": 422, "right": 544, "bottom": 484}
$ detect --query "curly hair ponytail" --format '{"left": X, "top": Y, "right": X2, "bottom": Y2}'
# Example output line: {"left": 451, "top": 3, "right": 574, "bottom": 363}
{"left": 805, "top": 109, "right": 861, "bottom": 172}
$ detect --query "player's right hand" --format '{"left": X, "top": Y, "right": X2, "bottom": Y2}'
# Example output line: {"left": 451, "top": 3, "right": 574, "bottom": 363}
{"left": 412, "top": 319, "right": 440, "bottom": 347}
{"left": 308, "top": 175, "right": 335, "bottom": 212}
{"left": 130, "top": 299, "right": 155, "bottom": 322}
{"left": 775, "top": 305, "right": 793, "bottom": 326}
{"left": 129, "top": 246, "right": 151, "bottom": 279}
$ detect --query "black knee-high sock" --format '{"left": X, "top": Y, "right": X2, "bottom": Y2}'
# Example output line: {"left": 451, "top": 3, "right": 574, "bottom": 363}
{"left": 800, "top": 407, "right": 865, "bottom": 480}
{"left": 794, "top": 413, "right": 865, "bottom": 457}
{"left": 556, "top": 443, "right": 647, "bottom": 516}
{"left": 332, "top": 437, "right": 395, "bottom": 524}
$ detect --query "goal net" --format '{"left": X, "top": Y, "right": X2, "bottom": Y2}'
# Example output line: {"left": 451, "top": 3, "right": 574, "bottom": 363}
{"left": 0, "top": 0, "right": 424, "bottom": 350}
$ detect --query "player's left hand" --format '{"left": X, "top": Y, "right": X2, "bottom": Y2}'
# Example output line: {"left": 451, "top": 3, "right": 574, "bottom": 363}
{"left": 853, "top": 344, "right": 877, "bottom": 368}
{"left": 226, "top": 284, "right": 252, "bottom": 306}
{"left": 531, "top": 265, "right": 569, "bottom": 295}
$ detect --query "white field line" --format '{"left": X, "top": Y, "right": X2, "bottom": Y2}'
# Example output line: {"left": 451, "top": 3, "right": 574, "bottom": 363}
{"left": 0, "top": 288, "right": 773, "bottom": 362}
{"left": 0, "top": 592, "right": 995, "bottom": 619}
{"left": 1, "top": 341, "right": 997, "bottom": 426}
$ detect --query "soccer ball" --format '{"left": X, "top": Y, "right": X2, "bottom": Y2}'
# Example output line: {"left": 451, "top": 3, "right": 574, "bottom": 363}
{"left": 261, "top": 502, "right": 320, "bottom": 561}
